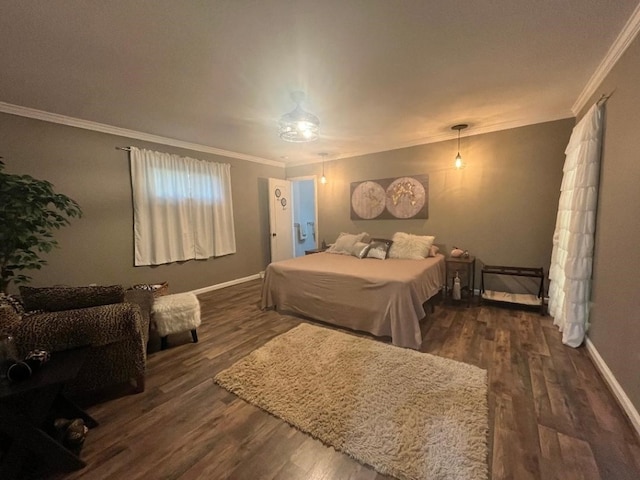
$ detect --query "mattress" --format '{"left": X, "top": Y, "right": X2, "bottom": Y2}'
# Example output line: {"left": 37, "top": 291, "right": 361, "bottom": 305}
{"left": 261, "top": 252, "right": 445, "bottom": 349}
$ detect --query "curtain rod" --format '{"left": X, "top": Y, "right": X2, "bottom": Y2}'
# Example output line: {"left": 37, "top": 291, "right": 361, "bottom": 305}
{"left": 597, "top": 90, "right": 615, "bottom": 106}
{"left": 115, "top": 146, "right": 233, "bottom": 166}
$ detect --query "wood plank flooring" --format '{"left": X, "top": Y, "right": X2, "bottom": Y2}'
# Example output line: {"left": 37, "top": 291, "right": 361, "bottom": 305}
{"left": 47, "top": 280, "right": 640, "bottom": 480}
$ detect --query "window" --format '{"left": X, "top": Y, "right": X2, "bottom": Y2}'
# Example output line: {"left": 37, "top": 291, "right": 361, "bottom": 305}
{"left": 130, "top": 147, "right": 236, "bottom": 266}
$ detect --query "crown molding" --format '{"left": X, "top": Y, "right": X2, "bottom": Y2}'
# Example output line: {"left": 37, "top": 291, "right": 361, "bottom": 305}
{"left": 572, "top": 3, "right": 640, "bottom": 115}
{"left": 0, "top": 101, "right": 285, "bottom": 168}
{"left": 286, "top": 111, "right": 574, "bottom": 167}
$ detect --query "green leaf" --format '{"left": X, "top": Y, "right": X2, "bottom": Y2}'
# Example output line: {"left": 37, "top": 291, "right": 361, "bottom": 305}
{"left": 0, "top": 162, "right": 82, "bottom": 293}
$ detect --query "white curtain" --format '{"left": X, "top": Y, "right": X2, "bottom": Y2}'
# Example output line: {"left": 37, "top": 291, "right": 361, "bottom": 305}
{"left": 548, "top": 104, "right": 603, "bottom": 347}
{"left": 130, "top": 147, "right": 236, "bottom": 266}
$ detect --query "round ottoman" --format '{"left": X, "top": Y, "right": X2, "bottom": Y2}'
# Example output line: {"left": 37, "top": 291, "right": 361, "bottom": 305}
{"left": 152, "top": 292, "right": 201, "bottom": 350}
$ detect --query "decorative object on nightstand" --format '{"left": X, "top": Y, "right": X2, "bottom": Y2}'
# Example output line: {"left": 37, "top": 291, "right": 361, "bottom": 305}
{"left": 445, "top": 255, "right": 476, "bottom": 307}
{"left": 452, "top": 272, "right": 462, "bottom": 300}
{"left": 450, "top": 247, "right": 470, "bottom": 258}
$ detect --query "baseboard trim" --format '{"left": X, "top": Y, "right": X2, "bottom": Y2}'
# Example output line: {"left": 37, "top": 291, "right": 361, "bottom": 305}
{"left": 585, "top": 337, "right": 640, "bottom": 438}
{"left": 190, "top": 273, "right": 261, "bottom": 296}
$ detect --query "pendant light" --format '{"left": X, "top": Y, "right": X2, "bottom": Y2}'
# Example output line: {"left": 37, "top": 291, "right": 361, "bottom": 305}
{"left": 278, "top": 91, "right": 320, "bottom": 142}
{"left": 319, "top": 152, "right": 328, "bottom": 184}
{"left": 451, "top": 124, "right": 468, "bottom": 169}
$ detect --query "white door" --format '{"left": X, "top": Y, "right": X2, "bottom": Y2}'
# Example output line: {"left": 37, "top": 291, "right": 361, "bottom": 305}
{"left": 268, "top": 178, "right": 294, "bottom": 263}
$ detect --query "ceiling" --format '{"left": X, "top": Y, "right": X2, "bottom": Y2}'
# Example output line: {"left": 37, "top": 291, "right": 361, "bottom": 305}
{"left": 1, "top": 1, "right": 638, "bottom": 166}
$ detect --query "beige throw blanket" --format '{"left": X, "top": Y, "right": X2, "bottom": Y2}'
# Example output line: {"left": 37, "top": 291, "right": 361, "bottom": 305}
{"left": 261, "top": 252, "right": 445, "bottom": 349}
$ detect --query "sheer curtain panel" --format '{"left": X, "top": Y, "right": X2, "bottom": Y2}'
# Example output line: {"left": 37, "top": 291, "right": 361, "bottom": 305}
{"left": 130, "top": 147, "right": 236, "bottom": 266}
{"left": 548, "top": 104, "right": 603, "bottom": 347}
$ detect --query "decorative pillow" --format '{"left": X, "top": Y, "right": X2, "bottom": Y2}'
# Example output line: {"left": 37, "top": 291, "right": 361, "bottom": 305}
{"left": 429, "top": 245, "right": 440, "bottom": 257}
{"left": 130, "top": 281, "right": 169, "bottom": 298}
{"left": 19, "top": 285, "right": 125, "bottom": 312}
{"left": 350, "top": 241, "right": 371, "bottom": 259}
{"left": 327, "top": 232, "right": 370, "bottom": 255}
{"left": 366, "top": 238, "right": 393, "bottom": 260}
{"left": 388, "top": 232, "right": 435, "bottom": 259}
{"left": 0, "top": 294, "right": 25, "bottom": 315}
{"left": 0, "top": 305, "right": 22, "bottom": 336}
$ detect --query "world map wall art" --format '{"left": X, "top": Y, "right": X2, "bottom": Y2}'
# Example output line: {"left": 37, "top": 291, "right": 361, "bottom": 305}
{"left": 350, "top": 174, "right": 428, "bottom": 220}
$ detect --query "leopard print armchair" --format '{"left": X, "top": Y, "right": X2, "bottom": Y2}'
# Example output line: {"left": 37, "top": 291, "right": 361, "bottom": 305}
{"left": 1, "top": 286, "right": 153, "bottom": 394}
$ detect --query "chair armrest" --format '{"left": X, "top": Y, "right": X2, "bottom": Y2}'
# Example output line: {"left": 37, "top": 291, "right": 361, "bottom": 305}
{"left": 15, "top": 303, "right": 146, "bottom": 354}
{"left": 123, "top": 290, "right": 154, "bottom": 344}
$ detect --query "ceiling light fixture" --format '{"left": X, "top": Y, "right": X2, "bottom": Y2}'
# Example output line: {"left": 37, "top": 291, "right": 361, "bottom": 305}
{"left": 451, "top": 124, "right": 468, "bottom": 169}
{"left": 278, "top": 91, "right": 319, "bottom": 142}
{"left": 319, "top": 152, "right": 328, "bottom": 184}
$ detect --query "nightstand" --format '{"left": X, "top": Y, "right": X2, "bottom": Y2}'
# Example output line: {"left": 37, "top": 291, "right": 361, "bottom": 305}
{"left": 444, "top": 256, "right": 476, "bottom": 307}
{"left": 304, "top": 247, "right": 327, "bottom": 255}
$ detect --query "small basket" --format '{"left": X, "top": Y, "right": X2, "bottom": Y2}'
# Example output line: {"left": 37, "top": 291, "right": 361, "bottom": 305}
{"left": 131, "top": 281, "right": 169, "bottom": 298}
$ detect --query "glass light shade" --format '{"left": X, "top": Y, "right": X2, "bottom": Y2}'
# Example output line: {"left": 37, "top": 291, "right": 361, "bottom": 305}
{"left": 454, "top": 153, "right": 464, "bottom": 169}
{"left": 320, "top": 175, "right": 327, "bottom": 184}
{"left": 279, "top": 105, "right": 319, "bottom": 142}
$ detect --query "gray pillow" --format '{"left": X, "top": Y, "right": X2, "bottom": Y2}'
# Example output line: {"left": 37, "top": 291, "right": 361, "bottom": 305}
{"left": 366, "top": 239, "right": 393, "bottom": 260}
{"left": 351, "top": 241, "right": 371, "bottom": 259}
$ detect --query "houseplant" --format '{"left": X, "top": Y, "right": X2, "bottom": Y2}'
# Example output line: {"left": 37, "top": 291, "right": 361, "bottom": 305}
{"left": 0, "top": 160, "right": 82, "bottom": 293}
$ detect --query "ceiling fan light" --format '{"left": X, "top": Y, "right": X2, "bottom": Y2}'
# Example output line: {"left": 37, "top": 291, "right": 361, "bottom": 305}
{"left": 278, "top": 93, "right": 320, "bottom": 143}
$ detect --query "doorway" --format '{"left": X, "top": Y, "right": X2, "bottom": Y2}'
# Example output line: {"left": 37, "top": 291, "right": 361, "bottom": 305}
{"left": 290, "top": 176, "right": 318, "bottom": 257}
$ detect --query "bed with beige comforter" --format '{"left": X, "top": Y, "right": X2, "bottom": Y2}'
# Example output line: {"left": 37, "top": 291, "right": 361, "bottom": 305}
{"left": 261, "top": 252, "right": 445, "bottom": 350}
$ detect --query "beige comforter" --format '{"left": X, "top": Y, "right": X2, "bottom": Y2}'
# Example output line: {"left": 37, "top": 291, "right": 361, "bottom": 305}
{"left": 261, "top": 252, "right": 445, "bottom": 350}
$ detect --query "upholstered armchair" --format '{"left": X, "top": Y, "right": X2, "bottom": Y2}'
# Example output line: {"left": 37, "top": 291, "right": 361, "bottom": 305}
{"left": 0, "top": 285, "right": 153, "bottom": 394}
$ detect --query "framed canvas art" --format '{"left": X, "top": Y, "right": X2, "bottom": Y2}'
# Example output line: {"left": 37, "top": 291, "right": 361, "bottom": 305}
{"left": 350, "top": 174, "right": 428, "bottom": 220}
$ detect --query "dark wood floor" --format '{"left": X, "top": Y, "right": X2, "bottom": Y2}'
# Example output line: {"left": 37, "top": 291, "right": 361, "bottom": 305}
{"left": 48, "top": 280, "right": 640, "bottom": 480}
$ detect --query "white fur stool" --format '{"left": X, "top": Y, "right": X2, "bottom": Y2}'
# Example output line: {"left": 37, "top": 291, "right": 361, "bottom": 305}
{"left": 152, "top": 292, "right": 201, "bottom": 350}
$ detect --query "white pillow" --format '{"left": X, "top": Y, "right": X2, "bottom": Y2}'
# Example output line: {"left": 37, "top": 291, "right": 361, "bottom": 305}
{"left": 327, "top": 232, "right": 370, "bottom": 255}
{"left": 388, "top": 232, "right": 435, "bottom": 259}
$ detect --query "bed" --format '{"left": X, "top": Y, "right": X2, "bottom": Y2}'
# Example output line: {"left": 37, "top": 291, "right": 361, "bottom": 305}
{"left": 261, "top": 252, "right": 445, "bottom": 350}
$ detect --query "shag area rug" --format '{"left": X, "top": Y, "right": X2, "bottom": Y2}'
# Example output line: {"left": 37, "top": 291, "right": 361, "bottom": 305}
{"left": 214, "top": 324, "right": 488, "bottom": 480}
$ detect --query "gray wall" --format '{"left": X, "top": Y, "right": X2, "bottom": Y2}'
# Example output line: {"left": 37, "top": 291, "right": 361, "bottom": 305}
{"left": 0, "top": 112, "right": 283, "bottom": 294}
{"left": 578, "top": 33, "right": 640, "bottom": 412}
{"left": 287, "top": 118, "right": 574, "bottom": 286}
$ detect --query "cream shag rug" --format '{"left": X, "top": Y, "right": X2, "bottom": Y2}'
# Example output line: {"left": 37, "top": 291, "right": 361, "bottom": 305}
{"left": 214, "top": 324, "right": 488, "bottom": 480}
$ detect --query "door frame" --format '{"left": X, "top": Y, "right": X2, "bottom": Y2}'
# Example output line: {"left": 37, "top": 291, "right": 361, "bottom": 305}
{"left": 268, "top": 177, "right": 294, "bottom": 263}
{"left": 288, "top": 175, "right": 319, "bottom": 250}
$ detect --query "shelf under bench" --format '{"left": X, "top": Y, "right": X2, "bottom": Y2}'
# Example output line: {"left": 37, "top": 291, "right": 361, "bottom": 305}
{"left": 480, "top": 265, "right": 545, "bottom": 314}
